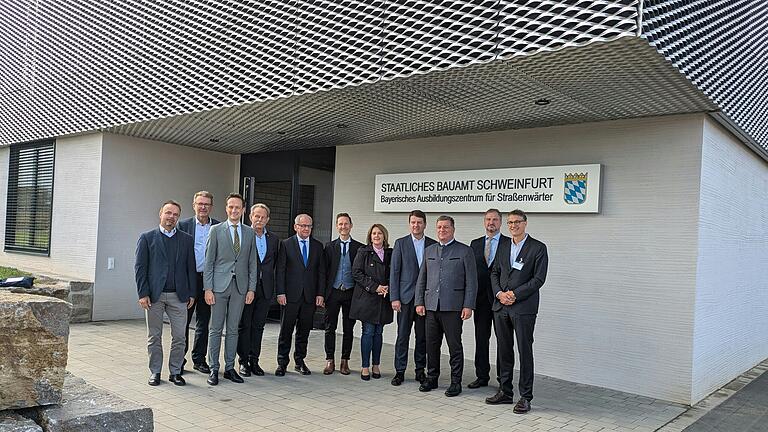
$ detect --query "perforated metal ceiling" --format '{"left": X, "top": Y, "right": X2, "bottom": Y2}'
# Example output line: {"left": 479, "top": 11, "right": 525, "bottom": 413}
{"left": 0, "top": 0, "right": 764, "bottom": 155}
{"left": 642, "top": 0, "right": 768, "bottom": 152}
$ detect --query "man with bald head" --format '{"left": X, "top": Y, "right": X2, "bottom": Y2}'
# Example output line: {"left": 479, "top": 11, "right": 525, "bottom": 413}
{"left": 275, "top": 214, "right": 326, "bottom": 376}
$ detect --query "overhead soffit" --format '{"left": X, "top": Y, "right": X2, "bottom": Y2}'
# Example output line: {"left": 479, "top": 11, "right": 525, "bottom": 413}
{"left": 0, "top": 0, "right": 640, "bottom": 145}
{"left": 106, "top": 37, "right": 717, "bottom": 154}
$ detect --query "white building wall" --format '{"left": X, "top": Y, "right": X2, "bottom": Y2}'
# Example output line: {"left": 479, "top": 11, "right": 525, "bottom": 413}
{"left": 92, "top": 133, "right": 239, "bottom": 320}
{"left": 691, "top": 118, "right": 768, "bottom": 402}
{"left": 0, "top": 134, "right": 102, "bottom": 280}
{"left": 334, "top": 115, "right": 704, "bottom": 403}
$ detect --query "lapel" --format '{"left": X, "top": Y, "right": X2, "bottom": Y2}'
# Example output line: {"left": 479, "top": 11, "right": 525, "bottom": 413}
{"left": 293, "top": 235, "right": 306, "bottom": 267}
{"left": 404, "top": 235, "right": 418, "bottom": 266}
{"left": 154, "top": 229, "right": 168, "bottom": 262}
{"left": 222, "top": 223, "right": 236, "bottom": 260}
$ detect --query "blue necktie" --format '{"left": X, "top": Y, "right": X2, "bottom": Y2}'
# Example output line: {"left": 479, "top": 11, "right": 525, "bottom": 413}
{"left": 342, "top": 241, "right": 347, "bottom": 256}
{"left": 301, "top": 239, "right": 308, "bottom": 266}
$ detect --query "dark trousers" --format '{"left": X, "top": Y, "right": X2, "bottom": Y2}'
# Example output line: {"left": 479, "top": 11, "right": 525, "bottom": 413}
{"left": 494, "top": 308, "right": 536, "bottom": 400}
{"left": 184, "top": 272, "right": 211, "bottom": 365}
{"left": 237, "top": 287, "right": 271, "bottom": 364}
{"left": 473, "top": 293, "right": 499, "bottom": 381}
{"left": 277, "top": 300, "right": 315, "bottom": 366}
{"left": 324, "top": 288, "right": 355, "bottom": 360}
{"left": 394, "top": 300, "right": 426, "bottom": 373}
{"left": 425, "top": 310, "right": 464, "bottom": 385}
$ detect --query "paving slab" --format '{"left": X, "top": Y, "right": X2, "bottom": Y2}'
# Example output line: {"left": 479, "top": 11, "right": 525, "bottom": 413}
{"left": 67, "top": 320, "right": 688, "bottom": 431}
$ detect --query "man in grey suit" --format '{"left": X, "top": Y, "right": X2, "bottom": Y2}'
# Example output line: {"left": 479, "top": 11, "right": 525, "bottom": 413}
{"left": 416, "top": 215, "right": 477, "bottom": 397}
{"left": 204, "top": 193, "right": 258, "bottom": 385}
{"left": 389, "top": 210, "right": 436, "bottom": 386}
{"left": 135, "top": 200, "right": 196, "bottom": 387}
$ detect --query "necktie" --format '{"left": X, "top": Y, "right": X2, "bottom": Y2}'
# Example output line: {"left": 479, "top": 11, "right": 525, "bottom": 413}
{"left": 232, "top": 224, "right": 240, "bottom": 255}
{"left": 484, "top": 237, "right": 492, "bottom": 266}
{"left": 301, "top": 239, "right": 308, "bottom": 266}
{"left": 342, "top": 241, "right": 347, "bottom": 256}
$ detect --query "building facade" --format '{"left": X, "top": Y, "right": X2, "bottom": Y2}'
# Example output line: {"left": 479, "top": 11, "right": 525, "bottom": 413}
{"left": 1, "top": 0, "right": 767, "bottom": 405}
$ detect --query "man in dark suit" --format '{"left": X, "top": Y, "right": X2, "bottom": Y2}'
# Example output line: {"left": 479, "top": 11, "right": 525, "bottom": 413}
{"left": 203, "top": 193, "right": 259, "bottom": 385}
{"left": 135, "top": 200, "right": 197, "bottom": 387}
{"left": 176, "top": 191, "right": 219, "bottom": 375}
{"left": 237, "top": 203, "right": 280, "bottom": 377}
{"left": 487, "top": 209, "right": 548, "bottom": 414}
{"left": 415, "top": 215, "right": 478, "bottom": 397}
{"left": 389, "top": 210, "right": 436, "bottom": 386}
{"left": 275, "top": 213, "right": 326, "bottom": 376}
{"left": 468, "top": 209, "right": 510, "bottom": 389}
{"left": 322, "top": 213, "right": 363, "bottom": 375}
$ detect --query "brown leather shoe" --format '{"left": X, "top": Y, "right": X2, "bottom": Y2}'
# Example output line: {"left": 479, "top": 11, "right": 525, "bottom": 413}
{"left": 323, "top": 360, "right": 335, "bottom": 375}
{"left": 513, "top": 398, "right": 531, "bottom": 414}
{"left": 339, "top": 359, "right": 350, "bottom": 375}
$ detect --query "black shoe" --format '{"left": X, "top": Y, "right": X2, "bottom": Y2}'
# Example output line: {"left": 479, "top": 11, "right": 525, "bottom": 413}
{"left": 295, "top": 361, "right": 311, "bottom": 375}
{"left": 485, "top": 390, "right": 516, "bottom": 405}
{"left": 193, "top": 363, "right": 211, "bottom": 374}
{"left": 419, "top": 379, "right": 437, "bottom": 392}
{"left": 445, "top": 383, "right": 462, "bottom": 397}
{"left": 169, "top": 374, "right": 186, "bottom": 386}
{"left": 239, "top": 361, "right": 252, "bottom": 377}
{"left": 148, "top": 373, "right": 161, "bottom": 386}
{"left": 275, "top": 365, "right": 286, "bottom": 376}
{"left": 361, "top": 370, "right": 371, "bottom": 381}
{"left": 467, "top": 378, "right": 489, "bottom": 389}
{"left": 415, "top": 369, "right": 426, "bottom": 384}
{"left": 372, "top": 368, "right": 381, "bottom": 379}
{"left": 250, "top": 361, "right": 265, "bottom": 376}
{"left": 391, "top": 372, "right": 404, "bottom": 386}
{"left": 223, "top": 369, "right": 244, "bottom": 383}
{"left": 513, "top": 398, "right": 531, "bottom": 414}
{"left": 207, "top": 371, "right": 219, "bottom": 386}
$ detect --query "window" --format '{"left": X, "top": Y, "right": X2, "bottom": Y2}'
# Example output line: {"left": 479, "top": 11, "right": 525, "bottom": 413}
{"left": 4, "top": 140, "right": 55, "bottom": 255}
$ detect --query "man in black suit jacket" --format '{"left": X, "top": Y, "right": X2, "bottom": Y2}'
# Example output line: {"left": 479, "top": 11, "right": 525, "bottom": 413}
{"left": 176, "top": 191, "right": 219, "bottom": 374}
{"left": 237, "top": 203, "right": 280, "bottom": 377}
{"left": 275, "top": 213, "right": 326, "bottom": 376}
{"left": 135, "top": 200, "right": 196, "bottom": 387}
{"left": 322, "top": 213, "right": 363, "bottom": 375}
{"left": 468, "top": 209, "right": 510, "bottom": 389}
{"left": 487, "top": 209, "right": 548, "bottom": 414}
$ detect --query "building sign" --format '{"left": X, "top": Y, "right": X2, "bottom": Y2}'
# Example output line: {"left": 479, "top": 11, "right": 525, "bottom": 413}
{"left": 375, "top": 164, "right": 601, "bottom": 213}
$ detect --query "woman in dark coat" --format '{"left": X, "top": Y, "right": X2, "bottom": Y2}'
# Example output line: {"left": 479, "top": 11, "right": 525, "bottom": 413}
{"left": 350, "top": 223, "right": 393, "bottom": 380}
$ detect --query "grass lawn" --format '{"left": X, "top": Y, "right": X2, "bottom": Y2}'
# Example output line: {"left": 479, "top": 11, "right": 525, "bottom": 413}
{"left": 0, "top": 266, "right": 31, "bottom": 279}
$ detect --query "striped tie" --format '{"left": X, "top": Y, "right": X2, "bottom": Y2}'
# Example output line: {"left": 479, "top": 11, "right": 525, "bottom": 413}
{"left": 232, "top": 224, "right": 240, "bottom": 255}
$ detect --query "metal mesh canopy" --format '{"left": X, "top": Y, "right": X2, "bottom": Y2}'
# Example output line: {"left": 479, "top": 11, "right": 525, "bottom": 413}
{"left": 0, "top": 0, "right": 764, "bottom": 154}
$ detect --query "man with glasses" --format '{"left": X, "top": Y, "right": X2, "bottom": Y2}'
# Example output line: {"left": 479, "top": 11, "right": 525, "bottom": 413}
{"left": 275, "top": 214, "right": 326, "bottom": 376}
{"left": 177, "top": 191, "right": 219, "bottom": 375}
{"left": 487, "top": 209, "right": 548, "bottom": 414}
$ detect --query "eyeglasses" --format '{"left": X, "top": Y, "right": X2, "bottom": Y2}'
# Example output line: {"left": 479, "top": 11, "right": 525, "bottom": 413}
{"left": 507, "top": 220, "right": 526, "bottom": 226}
{"left": 297, "top": 224, "right": 313, "bottom": 229}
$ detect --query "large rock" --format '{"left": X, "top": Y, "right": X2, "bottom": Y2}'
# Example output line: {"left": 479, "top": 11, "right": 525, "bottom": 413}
{"left": 25, "top": 375, "right": 153, "bottom": 432}
{"left": 0, "top": 293, "right": 71, "bottom": 411}
{"left": 0, "top": 412, "right": 42, "bottom": 432}
{"left": 0, "top": 282, "right": 69, "bottom": 302}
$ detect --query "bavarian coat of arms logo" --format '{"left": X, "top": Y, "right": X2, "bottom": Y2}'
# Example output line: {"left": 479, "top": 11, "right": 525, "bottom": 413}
{"left": 564, "top": 173, "right": 587, "bottom": 204}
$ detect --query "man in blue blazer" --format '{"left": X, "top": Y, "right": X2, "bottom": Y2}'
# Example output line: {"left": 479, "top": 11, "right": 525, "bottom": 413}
{"left": 135, "top": 200, "right": 197, "bottom": 387}
{"left": 488, "top": 209, "right": 548, "bottom": 414}
{"left": 389, "top": 210, "right": 436, "bottom": 386}
{"left": 176, "top": 191, "right": 219, "bottom": 374}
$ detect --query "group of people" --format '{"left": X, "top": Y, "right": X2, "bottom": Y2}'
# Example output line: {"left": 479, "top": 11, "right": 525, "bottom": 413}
{"left": 135, "top": 191, "right": 548, "bottom": 413}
